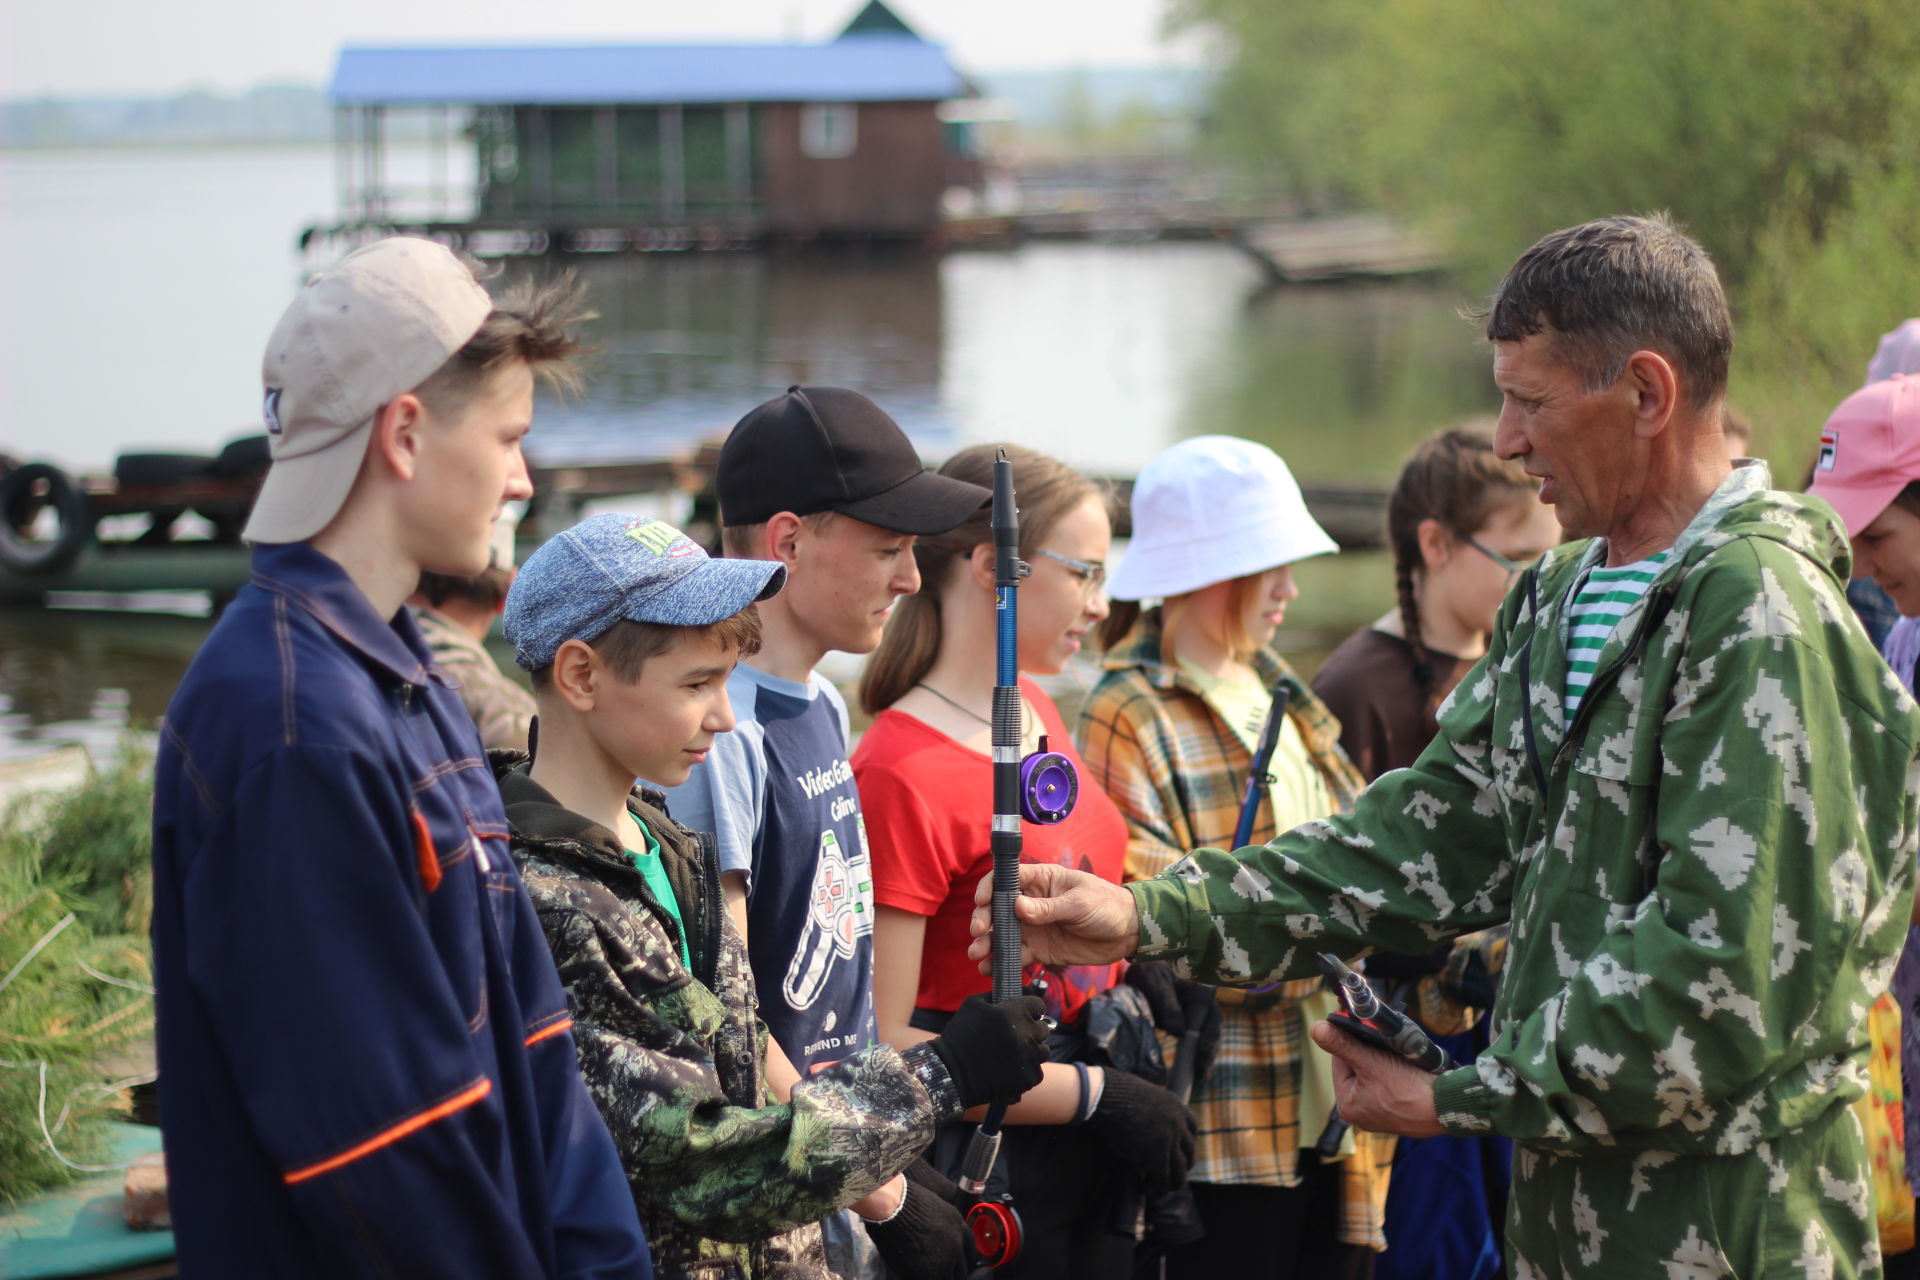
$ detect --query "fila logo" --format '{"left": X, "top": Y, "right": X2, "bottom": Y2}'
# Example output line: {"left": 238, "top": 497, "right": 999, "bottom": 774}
{"left": 1818, "top": 428, "right": 1838, "bottom": 472}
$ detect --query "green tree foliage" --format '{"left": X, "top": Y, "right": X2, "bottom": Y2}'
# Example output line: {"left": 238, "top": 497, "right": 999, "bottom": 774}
{"left": 0, "top": 743, "right": 155, "bottom": 1206}
{"left": 1173, "top": 0, "right": 1920, "bottom": 456}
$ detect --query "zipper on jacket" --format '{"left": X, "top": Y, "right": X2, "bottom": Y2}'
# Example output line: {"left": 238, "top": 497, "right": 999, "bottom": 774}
{"left": 640, "top": 802, "right": 723, "bottom": 991}
{"left": 692, "top": 831, "right": 724, "bottom": 991}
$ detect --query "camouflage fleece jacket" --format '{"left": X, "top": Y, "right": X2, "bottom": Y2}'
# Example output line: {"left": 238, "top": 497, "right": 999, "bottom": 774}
{"left": 1130, "top": 464, "right": 1920, "bottom": 1273}
{"left": 495, "top": 756, "right": 962, "bottom": 1280}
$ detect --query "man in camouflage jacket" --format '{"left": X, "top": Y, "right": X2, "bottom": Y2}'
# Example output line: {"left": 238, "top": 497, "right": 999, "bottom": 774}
{"left": 497, "top": 754, "right": 987, "bottom": 1280}
{"left": 972, "top": 216, "right": 1920, "bottom": 1277}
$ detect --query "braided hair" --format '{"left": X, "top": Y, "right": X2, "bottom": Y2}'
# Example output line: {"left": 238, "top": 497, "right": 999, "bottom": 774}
{"left": 1386, "top": 424, "right": 1539, "bottom": 695}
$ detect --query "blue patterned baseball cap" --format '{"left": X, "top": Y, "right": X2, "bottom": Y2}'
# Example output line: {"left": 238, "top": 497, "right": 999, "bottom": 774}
{"left": 503, "top": 514, "right": 785, "bottom": 670}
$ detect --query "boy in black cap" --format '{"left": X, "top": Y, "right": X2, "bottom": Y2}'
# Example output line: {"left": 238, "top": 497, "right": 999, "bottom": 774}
{"left": 659, "top": 387, "right": 988, "bottom": 1273}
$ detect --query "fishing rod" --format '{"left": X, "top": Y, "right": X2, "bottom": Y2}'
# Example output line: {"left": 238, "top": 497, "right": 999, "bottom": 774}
{"left": 1236, "top": 687, "right": 1297, "bottom": 1005}
{"left": 1231, "top": 681, "right": 1292, "bottom": 849}
{"left": 1313, "top": 952, "right": 1456, "bottom": 1156}
{"left": 1320, "top": 951, "right": 1455, "bottom": 1070}
{"left": 958, "top": 449, "right": 1077, "bottom": 1270}
{"left": 1230, "top": 680, "right": 1295, "bottom": 1002}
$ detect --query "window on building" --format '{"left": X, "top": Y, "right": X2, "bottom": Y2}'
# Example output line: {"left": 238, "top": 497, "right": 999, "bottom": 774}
{"left": 800, "top": 104, "right": 858, "bottom": 159}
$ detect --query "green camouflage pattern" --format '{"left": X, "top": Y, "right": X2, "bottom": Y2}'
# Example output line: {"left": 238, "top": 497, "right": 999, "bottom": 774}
{"left": 1131, "top": 463, "right": 1920, "bottom": 1277}
{"left": 413, "top": 604, "right": 535, "bottom": 751}
{"left": 495, "top": 757, "right": 961, "bottom": 1280}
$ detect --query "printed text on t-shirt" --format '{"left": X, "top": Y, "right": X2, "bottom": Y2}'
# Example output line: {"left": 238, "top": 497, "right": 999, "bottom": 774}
{"left": 795, "top": 759, "right": 854, "bottom": 799}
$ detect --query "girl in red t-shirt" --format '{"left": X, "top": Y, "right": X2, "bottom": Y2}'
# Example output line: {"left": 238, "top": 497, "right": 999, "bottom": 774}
{"left": 854, "top": 444, "right": 1196, "bottom": 1278}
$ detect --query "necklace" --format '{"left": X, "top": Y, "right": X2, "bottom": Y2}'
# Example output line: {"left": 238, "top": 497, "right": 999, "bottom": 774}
{"left": 915, "top": 682, "right": 991, "bottom": 725}
{"left": 915, "top": 682, "right": 1041, "bottom": 751}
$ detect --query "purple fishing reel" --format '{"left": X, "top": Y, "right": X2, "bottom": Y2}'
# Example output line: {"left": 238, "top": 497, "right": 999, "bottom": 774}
{"left": 1018, "top": 735, "right": 1079, "bottom": 825}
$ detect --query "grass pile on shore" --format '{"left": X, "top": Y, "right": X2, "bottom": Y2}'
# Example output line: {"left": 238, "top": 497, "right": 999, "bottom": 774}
{"left": 0, "top": 743, "right": 155, "bottom": 1207}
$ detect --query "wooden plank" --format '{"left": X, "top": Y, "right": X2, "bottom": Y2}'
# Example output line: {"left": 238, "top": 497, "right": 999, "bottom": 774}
{"left": 1231, "top": 214, "right": 1448, "bottom": 283}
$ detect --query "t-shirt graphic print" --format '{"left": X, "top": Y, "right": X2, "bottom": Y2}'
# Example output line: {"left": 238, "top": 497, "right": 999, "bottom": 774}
{"left": 751, "top": 683, "right": 877, "bottom": 1069}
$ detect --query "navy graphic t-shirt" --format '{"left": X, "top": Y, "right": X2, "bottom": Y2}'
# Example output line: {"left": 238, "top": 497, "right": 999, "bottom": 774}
{"left": 658, "top": 664, "right": 877, "bottom": 1071}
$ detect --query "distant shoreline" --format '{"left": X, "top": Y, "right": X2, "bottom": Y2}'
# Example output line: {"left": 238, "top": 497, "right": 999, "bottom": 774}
{"left": 0, "top": 138, "right": 336, "bottom": 154}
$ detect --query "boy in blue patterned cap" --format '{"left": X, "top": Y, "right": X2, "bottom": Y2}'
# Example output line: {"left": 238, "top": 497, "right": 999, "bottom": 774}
{"left": 497, "top": 513, "right": 1048, "bottom": 1280}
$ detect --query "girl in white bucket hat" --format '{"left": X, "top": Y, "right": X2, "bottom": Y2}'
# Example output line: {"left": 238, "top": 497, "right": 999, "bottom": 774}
{"left": 1080, "top": 435, "right": 1415, "bottom": 1277}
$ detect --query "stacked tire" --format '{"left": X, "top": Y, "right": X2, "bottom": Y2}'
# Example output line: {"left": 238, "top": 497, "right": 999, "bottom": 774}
{"left": 0, "top": 463, "right": 90, "bottom": 574}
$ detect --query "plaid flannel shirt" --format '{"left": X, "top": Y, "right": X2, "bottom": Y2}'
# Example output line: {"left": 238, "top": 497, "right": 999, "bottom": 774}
{"left": 1076, "top": 608, "right": 1396, "bottom": 1247}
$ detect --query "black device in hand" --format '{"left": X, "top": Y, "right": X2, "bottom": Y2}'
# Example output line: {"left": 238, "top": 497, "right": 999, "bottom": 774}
{"left": 1317, "top": 953, "right": 1456, "bottom": 1075}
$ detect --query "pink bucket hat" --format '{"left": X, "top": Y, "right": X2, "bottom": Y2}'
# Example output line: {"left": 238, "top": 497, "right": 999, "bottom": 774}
{"left": 1807, "top": 373, "right": 1920, "bottom": 537}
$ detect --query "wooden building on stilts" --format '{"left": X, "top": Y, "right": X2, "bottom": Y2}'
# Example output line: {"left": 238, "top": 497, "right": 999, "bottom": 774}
{"left": 309, "top": 0, "right": 979, "bottom": 255}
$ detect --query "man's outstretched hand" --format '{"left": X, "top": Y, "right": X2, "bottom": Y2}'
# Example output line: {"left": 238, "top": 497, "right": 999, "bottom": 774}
{"left": 1308, "top": 1019, "right": 1445, "bottom": 1139}
{"left": 967, "top": 862, "right": 1142, "bottom": 970}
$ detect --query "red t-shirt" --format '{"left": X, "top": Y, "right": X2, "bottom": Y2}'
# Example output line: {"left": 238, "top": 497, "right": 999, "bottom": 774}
{"left": 853, "top": 678, "right": 1129, "bottom": 1022}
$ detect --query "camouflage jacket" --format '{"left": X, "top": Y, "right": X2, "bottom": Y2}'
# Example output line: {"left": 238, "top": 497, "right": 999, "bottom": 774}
{"left": 414, "top": 605, "right": 535, "bottom": 752}
{"left": 495, "top": 756, "right": 962, "bottom": 1280}
{"left": 1132, "top": 462, "right": 1920, "bottom": 1158}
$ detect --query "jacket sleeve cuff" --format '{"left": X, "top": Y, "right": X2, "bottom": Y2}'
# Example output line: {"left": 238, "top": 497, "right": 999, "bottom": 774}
{"left": 1127, "top": 878, "right": 1197, "bottom": 965}
{"left": 899, "top": 1042, "right": 965, "bottom": 1125}
{"left": 1431, "top": 1063, "right": 1501, "bottom": 1136}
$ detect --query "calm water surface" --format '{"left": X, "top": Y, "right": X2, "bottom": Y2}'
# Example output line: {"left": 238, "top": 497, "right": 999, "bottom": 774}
{"left": 0, "top": 145, "right": 1497, "bottom": 760}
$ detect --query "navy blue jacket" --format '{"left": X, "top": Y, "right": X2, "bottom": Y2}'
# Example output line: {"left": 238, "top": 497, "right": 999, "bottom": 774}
{"left": 151, "top": 543, "right": 652, "bottom": 1278}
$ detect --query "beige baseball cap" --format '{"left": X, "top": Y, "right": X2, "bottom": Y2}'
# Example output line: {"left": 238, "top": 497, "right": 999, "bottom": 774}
{"left": 245, "top": 237, "right": 493, "bottom": 544}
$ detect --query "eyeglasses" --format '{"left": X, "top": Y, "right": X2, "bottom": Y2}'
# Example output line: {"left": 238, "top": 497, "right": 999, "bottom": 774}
{"left": 1036, "top": 548, "right": 1107, "bottom": 600}
{"left": 1460, "top": 533, "right": 1541, "bottom": 586}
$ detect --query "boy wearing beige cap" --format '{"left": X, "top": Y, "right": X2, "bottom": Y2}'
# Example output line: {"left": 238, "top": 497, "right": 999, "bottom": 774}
{"left": 151, "top": 239, "right": 653, "bottom": 1278}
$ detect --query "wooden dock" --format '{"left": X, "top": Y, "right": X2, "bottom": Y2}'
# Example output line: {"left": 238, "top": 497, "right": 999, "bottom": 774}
{"left": 1229, "top": 214, "right": 1448, "bottom": 284}
{"left": 1, "top": 445, "right": 1386, "bottom": 607}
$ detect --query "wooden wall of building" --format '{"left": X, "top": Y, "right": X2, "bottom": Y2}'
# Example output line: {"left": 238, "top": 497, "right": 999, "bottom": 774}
{"left": 759, "top": 101, "right": 948, "bottom": 238}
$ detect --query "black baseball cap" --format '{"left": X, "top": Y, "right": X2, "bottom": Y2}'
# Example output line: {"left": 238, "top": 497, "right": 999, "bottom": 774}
{"left": 717, "top": 386, "right": 990, "bottom": 535}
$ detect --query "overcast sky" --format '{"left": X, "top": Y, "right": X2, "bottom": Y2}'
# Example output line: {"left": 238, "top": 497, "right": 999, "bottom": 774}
{"left": 1, "top": 0, "right": 1211, "bottom": 99}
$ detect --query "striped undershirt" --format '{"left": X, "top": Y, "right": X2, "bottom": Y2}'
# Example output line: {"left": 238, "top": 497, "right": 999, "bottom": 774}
{"left": 1564, "top": 550, "right": 1670, "bottom": 724}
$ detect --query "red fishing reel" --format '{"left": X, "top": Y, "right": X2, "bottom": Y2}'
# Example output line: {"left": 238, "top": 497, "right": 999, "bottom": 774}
{"left": 966, "top": 1197, "right": 1023, "bottom": 1269}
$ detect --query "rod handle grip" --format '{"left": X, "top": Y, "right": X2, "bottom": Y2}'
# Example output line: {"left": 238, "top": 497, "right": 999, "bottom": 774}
{"left": 958, "top": 1125, "right": 1003, "bottom": 1196}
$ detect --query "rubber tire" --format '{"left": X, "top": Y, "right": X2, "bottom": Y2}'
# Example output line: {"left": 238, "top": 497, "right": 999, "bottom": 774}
{"left": 113, "top": 452, "right": 218, "bottom": 487}
{"left": 212, "top": 435, "right": 270, "bottom": 477}
{"left": 0, "top": 463, "right": 91, "bottom": 574}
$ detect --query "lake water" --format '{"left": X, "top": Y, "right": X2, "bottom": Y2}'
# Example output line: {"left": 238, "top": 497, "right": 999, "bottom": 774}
{"left": 0, "top": 143, "right": 1502, "bottom": 762}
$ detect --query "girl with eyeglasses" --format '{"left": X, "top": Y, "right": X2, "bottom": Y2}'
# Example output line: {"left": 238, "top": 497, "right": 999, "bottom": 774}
{"left": 1313, "top": 425, "right": 1559, "bottom": 782}
{"left": 1079, "top": 434, "right": 1396, "bottom": 1280}
{"left": 854, "top": 443, "right": 1198, "bottom": 1279}
{"left": 1309, "top": 424, "right": 1555, "bottom": 1280}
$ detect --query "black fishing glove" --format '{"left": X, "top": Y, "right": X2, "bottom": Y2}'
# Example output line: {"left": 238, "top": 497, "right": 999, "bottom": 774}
{"left": 864, "top": 1160, "right": 975, "bottom": 1280}
{"left": 1083, "top": 1069, "right": 1197, "bottom": 1199}
{"left": 928, "top": 992, "right": 1049, "bottom": 1109}
{"left": 1125, "top": 961, "right": 1222, "bottom": 1094}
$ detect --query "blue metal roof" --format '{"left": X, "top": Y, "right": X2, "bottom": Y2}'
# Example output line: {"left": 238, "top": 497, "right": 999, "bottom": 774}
{"left": 330, "top": 37, "right": 966, "bottom": 106}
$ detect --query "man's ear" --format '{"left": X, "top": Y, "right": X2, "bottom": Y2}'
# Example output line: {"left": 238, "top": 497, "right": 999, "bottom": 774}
{"left": 548, "top": 638, "right": 600, "bottom": 712}
{"left": 368, "top": 392, "right": 428, "bottom": 482}
{"left": 1415, "top": 518, "right": 1453, "bottom": 572}
{"left": 1623, "top": 350, "right": 1680, "bottom": 441}
{"left": 764, "top": 512, "right": 806, "bottom": 568}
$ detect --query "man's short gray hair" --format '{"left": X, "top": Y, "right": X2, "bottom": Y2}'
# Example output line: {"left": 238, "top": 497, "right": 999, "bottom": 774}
{"left": 1481, "top": 213, "right": 1733, "bottom": 413}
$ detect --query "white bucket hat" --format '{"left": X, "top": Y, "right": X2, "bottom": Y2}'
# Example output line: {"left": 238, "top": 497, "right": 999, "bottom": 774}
{"left": 1108, "top": 435, "right": 1338, "bottom": 602}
